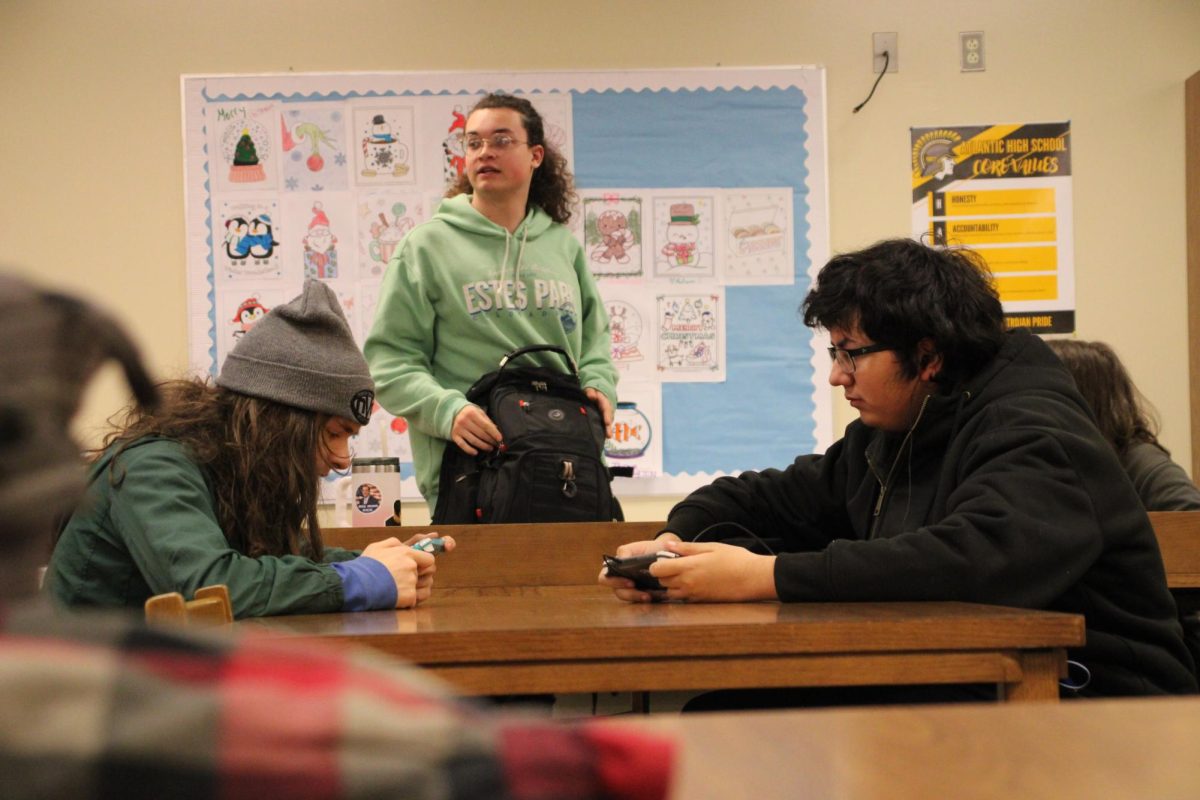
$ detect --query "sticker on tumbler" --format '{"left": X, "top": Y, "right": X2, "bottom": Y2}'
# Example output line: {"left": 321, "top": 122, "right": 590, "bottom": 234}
{"left": 355, "top": 483, "right": 381, "bottom": 513}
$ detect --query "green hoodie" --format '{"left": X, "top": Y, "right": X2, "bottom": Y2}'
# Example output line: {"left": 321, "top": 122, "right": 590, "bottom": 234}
{"left": 364, "top": 194, "right": 617, "bottom": 510}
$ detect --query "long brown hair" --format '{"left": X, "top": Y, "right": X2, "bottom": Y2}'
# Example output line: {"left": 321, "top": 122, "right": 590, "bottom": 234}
{"left": 1045, "top": 338, "right": 1162, "bottom": 455}
{"left": 94, "top": 378, "right": 330, "bottom": 559}
{"left": 446, "top": 92, "right": 577, "bottom": 224}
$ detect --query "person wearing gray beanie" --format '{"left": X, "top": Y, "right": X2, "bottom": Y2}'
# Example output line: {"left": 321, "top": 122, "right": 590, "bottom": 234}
{"left": 47, "top": 280, "right": 455, "bottom": 619}
{"left": 218, "top": 279, "right": 376, "bottom": 425}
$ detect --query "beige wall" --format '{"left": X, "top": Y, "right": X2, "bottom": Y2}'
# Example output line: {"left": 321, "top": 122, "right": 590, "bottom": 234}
{"left": 3, "top": 0, "right": 1199, "bottom": 524}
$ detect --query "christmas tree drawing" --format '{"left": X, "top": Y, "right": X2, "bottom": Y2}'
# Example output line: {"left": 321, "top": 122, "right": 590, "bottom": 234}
{"left": 229, "top": 128, "right": 266, "bottom": 183}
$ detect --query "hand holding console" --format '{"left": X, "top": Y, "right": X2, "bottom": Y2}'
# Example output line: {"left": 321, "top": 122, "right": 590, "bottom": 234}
{"left": 602, "top": 551, "right": 680, "bottom": 591}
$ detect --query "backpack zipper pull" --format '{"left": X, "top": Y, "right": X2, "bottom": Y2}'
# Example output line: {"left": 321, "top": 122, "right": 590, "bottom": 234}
{"left": 560, "top": 460, "right": 578, "bottom": 498}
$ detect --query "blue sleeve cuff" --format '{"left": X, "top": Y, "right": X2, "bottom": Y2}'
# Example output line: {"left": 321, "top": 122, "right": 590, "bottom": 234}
{"left": 331, "top": 556, "right": 398, "bottom": 611}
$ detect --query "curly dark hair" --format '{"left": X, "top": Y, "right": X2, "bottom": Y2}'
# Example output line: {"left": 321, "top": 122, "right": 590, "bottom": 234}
{"left": 1045, "top": 339, "right": 1162, "bottom": 455}
{"left": 802, "top": 239, "right": 1006, "bottom": 388}
{"left": 92, "top": 378, "right": 332, "bottom": 560}
{"left": 446, "top": 92, "right": 577, "bottom": 225}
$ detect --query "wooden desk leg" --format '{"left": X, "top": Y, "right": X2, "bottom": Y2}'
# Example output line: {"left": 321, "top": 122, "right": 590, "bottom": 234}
{"left": 1001, "top": 649, "right": 1062, "bottom": 702}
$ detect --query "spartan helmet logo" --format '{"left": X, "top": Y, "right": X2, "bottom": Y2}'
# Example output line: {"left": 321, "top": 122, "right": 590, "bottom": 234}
{"left": 912, "top": 129, "right": 963, "bottom": 180}
{"left": 351, "top": 390, "right": 375, "bottom": 425}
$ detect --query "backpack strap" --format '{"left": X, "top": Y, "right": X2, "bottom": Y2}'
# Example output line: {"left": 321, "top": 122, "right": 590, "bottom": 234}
{"left": 498, "top": 345, "right": 578, "bottom": 377}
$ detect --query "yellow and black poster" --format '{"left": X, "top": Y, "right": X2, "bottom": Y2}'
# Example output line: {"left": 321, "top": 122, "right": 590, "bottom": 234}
{"left": 911, "top": 122, "right": 1073, "bottom": 333}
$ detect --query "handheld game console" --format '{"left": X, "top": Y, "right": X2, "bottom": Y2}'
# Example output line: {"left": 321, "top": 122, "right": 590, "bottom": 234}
{"left": 411, "top": 536, "right": 446, "bottom": 553}
{"left": 602, "top": 551, "right": 680, "bottom": 591}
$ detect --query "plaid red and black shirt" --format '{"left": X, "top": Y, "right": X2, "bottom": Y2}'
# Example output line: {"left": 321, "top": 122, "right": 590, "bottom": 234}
{"left": 0, "top": 600, "right": 673, "bottom": 799}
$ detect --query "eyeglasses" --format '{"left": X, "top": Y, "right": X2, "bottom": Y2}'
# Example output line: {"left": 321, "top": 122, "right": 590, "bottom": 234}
{"left": 827, "top": 342, "right": 894, "bottom": 373}
{"left": 461, "top": 133, "right": 528, "bottom": 152}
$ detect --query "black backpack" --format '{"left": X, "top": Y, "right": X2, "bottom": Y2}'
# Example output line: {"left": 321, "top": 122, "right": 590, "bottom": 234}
{"left": 432, "top": 345, "right": 625, "bottom": 524}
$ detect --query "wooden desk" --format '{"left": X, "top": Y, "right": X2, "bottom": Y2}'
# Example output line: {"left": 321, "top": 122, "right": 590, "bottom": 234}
{"left": 240, "top": 596, "right": 1082, "bottom": 702}
{"left": 295, "top": 522, "right": 1084, "bottom": 701}
{"left": 628, "top": 696, "right": 1200, "bottom": 799}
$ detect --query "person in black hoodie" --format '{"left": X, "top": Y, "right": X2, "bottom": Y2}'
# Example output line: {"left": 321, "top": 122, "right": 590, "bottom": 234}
{"left": 602, "top": 238, "right": 1196, "bottom": 701}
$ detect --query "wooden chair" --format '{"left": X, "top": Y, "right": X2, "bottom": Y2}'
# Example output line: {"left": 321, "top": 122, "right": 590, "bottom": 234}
{"left": 145, "top": 584, "right": 233, "bottom": 627}
{"left": 1147, "top": 512, "right": 1200, "bottom": 589}
{"left": 1148, "top": 512, "right": 1200, "bottom": 679}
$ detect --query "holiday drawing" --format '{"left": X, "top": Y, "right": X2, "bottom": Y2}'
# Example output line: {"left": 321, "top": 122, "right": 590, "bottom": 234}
{"left": 661, "top": 206, "right": 699, "bottom": 266}
{"left": 653, "top": 194, "right": 718, "bottom": 279}
{"left": 227, "top": 126, "right": 267, "bottom": 183}
{"left": 223, "top": 213, "right": 277, "bottom": 260}
{"left": 354, "top": 107, "right": 415, "bottom": 185}
{"left": 657, "top": 289, "right": 725, "bottom": 382}
{"left": 219, "top": 199, "right": 281, "bottom": 280}
{"left": 608, "top": 300, "right": 644, "bottom": 363}
{"left": 722, "top": 188, "right": 794, "bottom": 285}
{"left": 606, "top": 401, "right": 652, "bottom": 459}
{"left": 211, "top": 103, "right": 278, "bottom": 193}
{"left": 230, "top": 296, "right": 268, "bottom": 339}
{"left": 357, "top": 195, "right": 423, "bottom": 278}
{"left": 581, "top": 194, "right": 644, "bottom": 278}
{"left": 301, "top": 202, "right": 339, "bottom": 279}
{"left": 594, "top": 210, "right": 634, "bottom": 264}
{"left": 599, "top": 282, "right": 658, "bottom": 383}
{"left": 442, "top": 104, "right": 468, "bottom": 184}
{"left": 601, "top": 382, "right": 662, "bottom": 477}
{"left": 280, "top": 105, "right": 349, "bottom": 192}
{"left": 216, "top": 287, "right": 286, "bottom": 367}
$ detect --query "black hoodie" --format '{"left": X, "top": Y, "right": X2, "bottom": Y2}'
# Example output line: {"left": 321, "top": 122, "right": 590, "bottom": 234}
{"left": 666, "top": 330, "right": 1197, "bottom": 696}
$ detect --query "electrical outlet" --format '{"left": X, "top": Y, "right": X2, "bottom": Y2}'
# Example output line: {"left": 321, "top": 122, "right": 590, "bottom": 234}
{"left": 873, "top": 32, "right": 898, "bottom": 74}
{"left": 960, "top": 31, "right": 985, "bottom": 72}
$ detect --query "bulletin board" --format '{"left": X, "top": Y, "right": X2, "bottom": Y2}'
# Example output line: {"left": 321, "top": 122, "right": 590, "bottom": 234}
{"left": 181, "top": 66, "right": 833, "bottom": 498}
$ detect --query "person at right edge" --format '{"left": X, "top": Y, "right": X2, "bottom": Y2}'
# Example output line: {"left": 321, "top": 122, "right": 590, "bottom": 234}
{"left": 1046, "top": 337, "right": 1200, "bottom": 676}
{"left": 602, "top": 238, "right": 1197, "bottom": 705}
{"left": 1045, "top": 338, "right": 1200, "bottom": 511}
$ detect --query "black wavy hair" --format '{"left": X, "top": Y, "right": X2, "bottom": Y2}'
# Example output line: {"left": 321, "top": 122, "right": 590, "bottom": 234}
{"left": 802, "top": 239, "right": 1005, "bottom": 387}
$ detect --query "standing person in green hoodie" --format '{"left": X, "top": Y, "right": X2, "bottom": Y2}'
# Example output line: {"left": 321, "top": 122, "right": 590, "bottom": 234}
{"left": 365, "top": 93, "right": 618, "bottom": 512}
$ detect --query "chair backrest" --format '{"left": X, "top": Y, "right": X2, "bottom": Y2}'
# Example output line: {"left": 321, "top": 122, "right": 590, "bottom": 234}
{"left": 1148, "top": 512, "right": 1200, "bottom": 589}
{"left": 323, "top": 517, "right": 1199, "bottom": 591}
{"left": 145, "top": 584, "right": 233, "bottom": 627}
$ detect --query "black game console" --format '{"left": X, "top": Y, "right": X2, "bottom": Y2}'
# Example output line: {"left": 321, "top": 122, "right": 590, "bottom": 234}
{"left": 602, "top": 551, "right": 680, "bottom": 591}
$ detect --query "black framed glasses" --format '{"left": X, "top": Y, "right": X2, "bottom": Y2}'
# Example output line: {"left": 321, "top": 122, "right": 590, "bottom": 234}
{"left": 827, "top": 343, "right": 894, "bottom": 373}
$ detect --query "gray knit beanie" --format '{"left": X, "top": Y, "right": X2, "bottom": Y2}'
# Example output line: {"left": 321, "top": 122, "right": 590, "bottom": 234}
{"left": 217, "top": 280, "right": 375, "bottom": 425}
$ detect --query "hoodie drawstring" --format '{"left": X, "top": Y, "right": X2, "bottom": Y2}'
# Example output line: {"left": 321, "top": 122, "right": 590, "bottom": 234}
{"left": 497, "top": 223, "right": 530, "bottom": 289}
{"left": 515, "top": 223, "right": 528, "bottom": 287}
{"left": 499, "top": 230, "right": 511, "bottom": 290}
